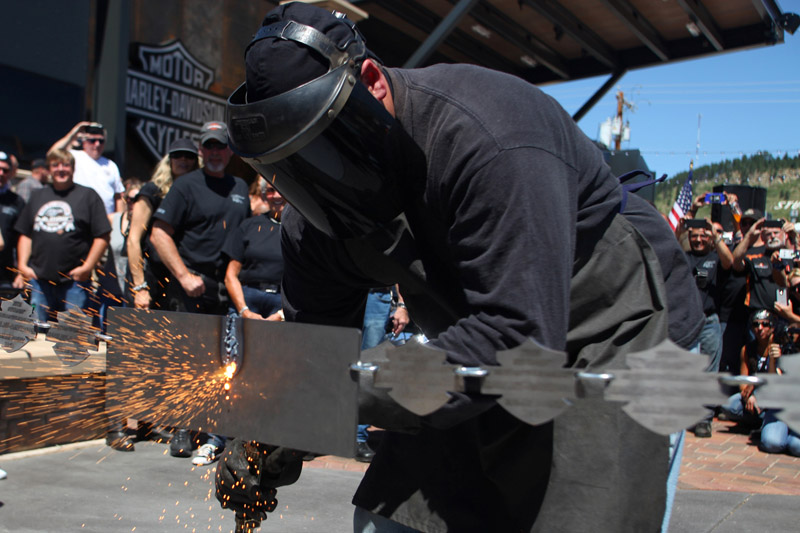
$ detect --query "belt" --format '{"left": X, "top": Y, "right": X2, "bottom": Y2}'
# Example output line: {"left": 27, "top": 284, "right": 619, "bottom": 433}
{"left": 246, "top": 282, "right": 281, "bottom": 293}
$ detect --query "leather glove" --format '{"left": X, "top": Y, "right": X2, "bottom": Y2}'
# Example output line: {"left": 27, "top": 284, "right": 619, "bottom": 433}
{"left": 215, "top": 439, "right": 304, "bottom": 522}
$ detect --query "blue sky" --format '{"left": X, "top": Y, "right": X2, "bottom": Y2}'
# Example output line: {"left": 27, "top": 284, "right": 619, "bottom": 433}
{"left": 540, "top": 0, "right": 800, "bottom": 181}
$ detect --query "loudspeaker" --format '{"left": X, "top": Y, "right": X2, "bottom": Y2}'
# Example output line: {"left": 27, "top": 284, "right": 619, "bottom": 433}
{"left": 712, "top": 185, "right": 767, "bottom": 231}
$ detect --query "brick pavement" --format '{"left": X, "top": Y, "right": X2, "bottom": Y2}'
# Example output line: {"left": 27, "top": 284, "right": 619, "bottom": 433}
{"left": 679, "top": 418, "right": 800, "bottom": 495}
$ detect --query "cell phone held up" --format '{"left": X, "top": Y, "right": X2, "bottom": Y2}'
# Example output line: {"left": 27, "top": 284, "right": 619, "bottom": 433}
{"left": 777, "top": 288, "right": 788, "bottom": 306}
{"left": 704, "top": 193, "right": 724, "bottom": 204}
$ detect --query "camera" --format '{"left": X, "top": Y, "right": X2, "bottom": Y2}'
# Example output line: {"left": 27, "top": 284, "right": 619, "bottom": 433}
{"left": 83, "top": 122, "right": 104, "bottom": 135}
{"left": 704, "top": 193, "right": 724, "bottom": 204}
{"left": 684, "top": 219, "right": 708, "bottom": 229}
{"left": 764, "top": 219, "right": 784, "bottom": 228}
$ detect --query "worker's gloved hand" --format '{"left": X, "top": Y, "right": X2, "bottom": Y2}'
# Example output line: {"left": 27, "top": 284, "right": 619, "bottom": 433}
{"left": 215, "top": 439, "right": 304, "bottom": 521}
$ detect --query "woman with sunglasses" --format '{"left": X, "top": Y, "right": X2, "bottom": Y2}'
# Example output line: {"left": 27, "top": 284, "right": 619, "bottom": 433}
{"left": 127, "top": 138, "right": 200, "bottom": 310}
{"left": 721, "top": 309, "right": 800, "bottom": 456}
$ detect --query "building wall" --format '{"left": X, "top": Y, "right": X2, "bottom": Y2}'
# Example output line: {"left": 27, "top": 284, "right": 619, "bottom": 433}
{"left": 125, "top": 0, "right": 270, "bottom": 181}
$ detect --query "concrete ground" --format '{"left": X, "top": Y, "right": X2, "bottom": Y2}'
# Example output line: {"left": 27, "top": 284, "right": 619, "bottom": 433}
{"left": 0, "top": 418, "right": 797, "bottom": 532}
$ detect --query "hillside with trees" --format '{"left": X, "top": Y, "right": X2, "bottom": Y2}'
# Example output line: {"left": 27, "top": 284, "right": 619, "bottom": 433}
{"left": 654, "top": 152, "right": 800, "bottom": 220}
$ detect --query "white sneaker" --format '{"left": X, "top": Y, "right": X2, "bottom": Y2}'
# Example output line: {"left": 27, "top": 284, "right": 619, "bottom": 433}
{"left": 191, "top": 444, "right": 219, "bottom": 466}
{"left": 0, "top": 467, "right": 7, "bottom": 480}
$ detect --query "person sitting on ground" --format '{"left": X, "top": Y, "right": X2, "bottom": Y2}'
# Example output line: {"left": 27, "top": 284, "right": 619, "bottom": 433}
{"left": 720, "top": 309, "right": 800, "bottom": 456}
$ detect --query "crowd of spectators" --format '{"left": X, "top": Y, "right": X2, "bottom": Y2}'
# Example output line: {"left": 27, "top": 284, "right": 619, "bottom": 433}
{"left": 3, "top": 118, "right": 796, "bottom": 483}
{"left": 677, "top": 192, "right": 799, "bottom": 455}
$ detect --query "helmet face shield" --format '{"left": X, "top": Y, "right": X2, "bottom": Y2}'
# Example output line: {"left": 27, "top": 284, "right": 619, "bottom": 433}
{"left": 229, "top": 77, "right": 422, "bottom": 239}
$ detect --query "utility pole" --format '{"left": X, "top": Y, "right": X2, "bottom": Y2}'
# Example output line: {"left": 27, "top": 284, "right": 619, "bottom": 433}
{"left": 613, "top": 90, "right": 633, "bottom": 151}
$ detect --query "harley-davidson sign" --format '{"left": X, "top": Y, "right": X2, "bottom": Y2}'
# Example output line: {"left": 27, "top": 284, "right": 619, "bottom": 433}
{"left": 126, "top": 40, "right": 226, "bottom": 160}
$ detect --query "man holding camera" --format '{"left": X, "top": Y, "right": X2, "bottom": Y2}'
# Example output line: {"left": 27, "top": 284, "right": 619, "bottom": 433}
{"left": 732, "top": 217, "right": 798, "bottom": 315}
{"left": 683, "top": 217, "right": 733, "bottom": 373}
{"left": 50, "top": 121, "right": 124, "bottom": 214}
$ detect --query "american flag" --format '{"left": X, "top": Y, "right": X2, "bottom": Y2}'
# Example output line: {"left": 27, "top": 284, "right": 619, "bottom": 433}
{"left": 667, "top": 168, "right": 693, "bottom": 232}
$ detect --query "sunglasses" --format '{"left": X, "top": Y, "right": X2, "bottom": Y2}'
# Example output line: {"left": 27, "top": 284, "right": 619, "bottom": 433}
{"left": 170, "top": 151, "right": 197, "bottom": 160}
{"left": 202, "top": 141, "right": 227, "bottom": 151}
{"left": 85, "top": 137, "right": 105, "bottom": 144}
{"left": 752, "top": 320, "right": 773, "bottom": 329}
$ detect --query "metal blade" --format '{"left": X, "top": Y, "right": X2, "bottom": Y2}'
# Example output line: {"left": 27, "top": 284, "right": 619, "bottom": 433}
{"left": 105, "top": 308, "right": 360, "bottom": 457}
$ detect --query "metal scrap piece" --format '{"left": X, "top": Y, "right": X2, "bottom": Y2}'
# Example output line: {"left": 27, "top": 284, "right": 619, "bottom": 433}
{"left": 370, "top": 340, "right": 452, "bottom": 416}
{"left": 46, "top": 309, "right": 98, "bottom": 366}
{"left": 0, "top": 295, "right": 36, "bottom": 353}
{"left": 481, "top": 338, "right": 575, "bottom": 426}
{"left": 606, "top": 339, "right": 724, "bottom": 435}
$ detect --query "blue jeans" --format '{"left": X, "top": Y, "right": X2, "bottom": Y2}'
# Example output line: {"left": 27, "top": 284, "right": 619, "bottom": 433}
{"left": 29, "top": 278, "right": 92, "bottom": 322}
{"left": 354, "top": 507, "right": 421, "bottom": 533}
{"left": 228, "top": 285, "right": 282, "bottom": 318}
{"left": 697, "top": 314, "right": 722, "bottom": 372}
{"left": 722, "top": 393, "right": 800, "bottom": 456}
{"left": 361, "top": 290, "right": 393, "bottom": 351}
{"left": 358, "top": 291, "right": 394, "bottom": 444}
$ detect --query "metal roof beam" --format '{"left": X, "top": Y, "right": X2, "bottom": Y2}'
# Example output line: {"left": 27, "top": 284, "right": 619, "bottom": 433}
{"left": 403, "top": 0, "right": 481, "bottom": 68}
{"left": 374, "top": 0, "right": 526, "bottom": 73}
{"left": 596, "top": 0, "right": 670, "bottom": 61}
{"left": 519, "top": 0, "right": 619, "bottom": 69}
{"left": 676, "top": 0, "right": 725, "bottom": 51}
{"left": 467, "top": 0, "right": 569, "bottom": 79}
{"left": 572, "top": 69, "right": 626, "bottom": 122}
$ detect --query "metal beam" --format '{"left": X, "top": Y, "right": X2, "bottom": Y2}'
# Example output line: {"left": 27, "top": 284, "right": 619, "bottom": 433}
{"left": 375, "top": 0, "right": 525, "bottom": 74}
{"left": 751, "top": 0, "right": 785, "bottom": 42}
{"left": 572, "top": 69, "right": 626, "bottom": 123}
{"left": 468, "top": 0, "right": 569, "bottom": 79}
{"left": 403, "top": 0, "right": 481, "bottom": 68}
{"left": 676, "top": 0, "right": 725, "bottom": 51}
{"left": 597, "top": 0, "right": 670, "bottom": 61}
{"left": 519, "top": 0, "right": 619, "bottom": 69}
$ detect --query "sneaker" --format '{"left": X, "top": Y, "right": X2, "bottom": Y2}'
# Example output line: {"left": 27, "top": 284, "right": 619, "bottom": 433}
{"left": 169, "top": 429, "right": 192, "bottom": 458}
{"left": 0, "top": 467, "right": 6, "bottom": 480}
{"left": 191, "top": 443, "right": 219, "bottom": 466}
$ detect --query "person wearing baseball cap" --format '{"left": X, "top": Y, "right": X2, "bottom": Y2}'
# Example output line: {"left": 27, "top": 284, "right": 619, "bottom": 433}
{"left": 149, "top": 122, "right": 249, "bottom": 466}
{"left": 13, "top": 158, "right": 48, "bottom": 202}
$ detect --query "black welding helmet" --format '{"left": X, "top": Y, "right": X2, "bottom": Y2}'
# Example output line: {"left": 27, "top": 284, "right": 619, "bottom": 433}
{"left": 227, "top": 14, "right": 421, "bottom": 239}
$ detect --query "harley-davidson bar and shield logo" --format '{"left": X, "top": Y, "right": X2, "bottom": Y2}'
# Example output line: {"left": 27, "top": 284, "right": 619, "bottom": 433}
{"left": 126, "top": 40, "right": 226, "bottom": 160}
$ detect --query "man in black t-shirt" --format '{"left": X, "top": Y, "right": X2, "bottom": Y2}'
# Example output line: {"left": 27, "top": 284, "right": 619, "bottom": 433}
{"left": 150, "top": 122, "right": 249, "bottom": 467}
{"left": 0, "top": 151, "right": 26, "bottom": 299}
{"left": 684, "top": 219, "right": 733, "bottom": 372}
{"left": 150, "top": 121, "right": 250, "bottom": 316}
{"left": 733, "top": 218, "right": 797, "bottom": 315}
{"left": 14, "top": 149, "right": 110, "bottom": 322}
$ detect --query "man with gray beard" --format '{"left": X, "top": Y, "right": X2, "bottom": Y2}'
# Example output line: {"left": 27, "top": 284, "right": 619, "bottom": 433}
{"left": 732, "top": 217, "right": 799, "bottom": 315}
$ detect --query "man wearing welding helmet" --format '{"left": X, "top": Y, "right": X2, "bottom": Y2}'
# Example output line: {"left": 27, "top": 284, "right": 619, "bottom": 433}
{"left": 217, "top": 3, "right": 691, "bottom": 532}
